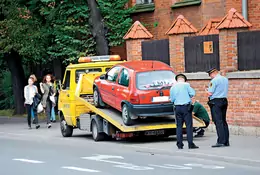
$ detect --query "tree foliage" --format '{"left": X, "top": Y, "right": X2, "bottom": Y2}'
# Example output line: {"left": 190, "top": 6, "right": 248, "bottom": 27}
{"left": 98, "top": 0, "right": 133, "bottom": 46}
{"left": 34, "top": 0, "right": 96, "bottom": 63}
{"left": 0, "top": 0, "right": 49, "bottom": 63}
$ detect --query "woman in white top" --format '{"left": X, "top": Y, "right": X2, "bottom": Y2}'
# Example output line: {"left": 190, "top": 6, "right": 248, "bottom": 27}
{"left": 24, "top": 77, "right": 40, "bottom": 129}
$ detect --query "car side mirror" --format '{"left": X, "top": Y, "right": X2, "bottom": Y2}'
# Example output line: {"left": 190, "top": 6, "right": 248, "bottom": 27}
{"left": 100, "top": 74, "right": 106, "bottom": 80}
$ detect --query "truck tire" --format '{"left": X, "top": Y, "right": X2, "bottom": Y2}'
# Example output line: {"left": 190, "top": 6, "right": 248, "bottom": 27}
{"left": 91, "top": 120, "right": 105, "bottom": 141}
{"left": 60, "top": 119, "right": 73, "bottom": 137}
{"left": 93, "top": 88, "right": 105, "bottom": 108}
{"left": 122, "top": 104, "right": 134, "bottom": 126}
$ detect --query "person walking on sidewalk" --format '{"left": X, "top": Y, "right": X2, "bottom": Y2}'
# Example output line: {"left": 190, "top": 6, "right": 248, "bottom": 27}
{"left": 40, "top": 74, "right": 56, "bottom": 128}
{"left": 192, "top": 98, "right": 210, "bottom": 137}
{"left": 29, "top": 74, "right": 38, "bottom": 124}
{"left": 24, "top": 77, "right": 40, "bottom": 129}
{"left": 170, "top": 74, "right": 199, "bottom": 149}
{"left": 206, "top": 68, "right": 229, "bottom": 148}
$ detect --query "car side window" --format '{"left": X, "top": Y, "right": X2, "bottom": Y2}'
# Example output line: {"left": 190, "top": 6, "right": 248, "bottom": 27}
{"left": 62, "top": 70, "right": 70, "bottom": 90}
{"left": 118, "top": 69, "right": 129, "bottom": 87}
{"left": 107, "top": 66, "right": 121, "bottom": 82}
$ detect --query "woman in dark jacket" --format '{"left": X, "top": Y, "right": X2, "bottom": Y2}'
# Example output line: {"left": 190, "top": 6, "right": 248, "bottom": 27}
{"left": 40, "top": 74, "right": 56, "bottom": 128}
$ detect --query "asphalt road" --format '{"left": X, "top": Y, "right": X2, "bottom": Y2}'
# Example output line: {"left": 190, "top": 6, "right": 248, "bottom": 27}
{"left": 0, "top": 120, "right": 259, "bottom": 175}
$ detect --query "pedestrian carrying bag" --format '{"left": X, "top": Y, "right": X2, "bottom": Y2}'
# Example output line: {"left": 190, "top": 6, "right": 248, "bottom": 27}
{"left": 37, "top": 103, "right": 44, "bottom": 113}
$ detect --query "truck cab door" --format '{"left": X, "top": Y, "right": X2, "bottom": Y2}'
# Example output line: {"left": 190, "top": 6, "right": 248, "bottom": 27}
{"left": 59, "top": 70, "right": 72, "bottom": 124}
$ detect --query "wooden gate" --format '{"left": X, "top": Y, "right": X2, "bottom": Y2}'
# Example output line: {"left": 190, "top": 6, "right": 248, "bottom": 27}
{"left": 184, "top": 35, "right": 220, "bottom": 73}
{"left": 238, "top": 31, "right": 260, "bottom": 71}
{"left": 142, "top": 39, "right": 170, "bottom": 65}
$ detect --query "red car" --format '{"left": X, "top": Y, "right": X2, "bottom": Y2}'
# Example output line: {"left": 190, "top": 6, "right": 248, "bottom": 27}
{"left": 93, "top": 60, "right": 176, "bottom": 126}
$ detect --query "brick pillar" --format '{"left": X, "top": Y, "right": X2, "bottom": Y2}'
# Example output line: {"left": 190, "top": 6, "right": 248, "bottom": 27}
{"left": 169, "top": 34, "right": 195, "bottom": 73}
{"left": 166, "top": 15, "right": 198, "bottom": 73}
{"left": 123, "top": 21, "right": 153, "bottom": 61}
{"left": 216, "top": 8, "right": 252, "bottom": 72}
{"left": 219, "top": 28, "right": 249, "bottom": 72}
{"left": 125, "top": 39, "right": 145, "bottom": 61}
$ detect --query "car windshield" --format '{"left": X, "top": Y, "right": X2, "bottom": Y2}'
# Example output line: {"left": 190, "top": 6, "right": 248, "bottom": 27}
{"left": 136, "top": 70, "right": 176, "bottom": 90}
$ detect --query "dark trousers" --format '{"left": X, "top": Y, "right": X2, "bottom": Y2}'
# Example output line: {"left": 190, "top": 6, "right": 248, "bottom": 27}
{"left": 175, "top": 105, "right": 193, "bottom": 147}
{"left": 26, "top": 104, "right": 38, "bottom": 126}
{"left": 46, "top": 100, "right": 52, "bottom": 124}
{"left": 209, "top": 98, "right": 229, "bottom": 144}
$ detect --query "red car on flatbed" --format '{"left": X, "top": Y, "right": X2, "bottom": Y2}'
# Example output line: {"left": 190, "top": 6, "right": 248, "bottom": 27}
{"left": 93, "top": 60, "right": 176, "bottom": 126}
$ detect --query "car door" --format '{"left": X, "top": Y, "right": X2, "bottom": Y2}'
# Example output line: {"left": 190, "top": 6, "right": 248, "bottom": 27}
{"left": 100, "top": 66, "right": 121, "bottom": 107}
{"left": 59, "top": 70, "right": 72, "bottom": 121}
{"left": 115, "top": 68, "right": 130, "bottom": 111}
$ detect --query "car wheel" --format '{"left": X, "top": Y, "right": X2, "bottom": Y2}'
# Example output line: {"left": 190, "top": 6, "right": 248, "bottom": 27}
{"left": 60, "top": 119, "right": 73, "bottom": 137}
{"left": 122, "top": 104, "right": 134, "bottom": 126}
{"left": 93, "top": 88, "right": 105, "bottom": 108}
{"left": 91, "top": 120, "right": 105, "bottom": 141}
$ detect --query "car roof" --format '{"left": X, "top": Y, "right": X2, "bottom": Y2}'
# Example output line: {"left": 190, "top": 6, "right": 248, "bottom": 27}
{"left": 118, "top": 60, "right": 173, "bottom": 72}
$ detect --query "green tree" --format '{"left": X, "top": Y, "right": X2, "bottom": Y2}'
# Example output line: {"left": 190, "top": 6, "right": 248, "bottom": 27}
{"left": 0, "top": 0, "right": 49, "bottom": 114}
{"left": 98, "top": 0, "right": 133, "bottom": 46}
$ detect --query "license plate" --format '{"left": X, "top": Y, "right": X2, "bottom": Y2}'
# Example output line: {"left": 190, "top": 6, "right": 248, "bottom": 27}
{"left": 145, "top": 130, "right": 165, "bottom": 136}
{"left": 152, "top": 96, "right": 169, "bottom": 102}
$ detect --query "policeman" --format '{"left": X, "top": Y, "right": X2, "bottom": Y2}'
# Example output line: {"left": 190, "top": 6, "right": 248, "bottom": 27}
{"left": 205, "top": 68, "right": 229, "bottom": 148}
{"left": 170, "top": 74, "right": 199, "bottom": 149}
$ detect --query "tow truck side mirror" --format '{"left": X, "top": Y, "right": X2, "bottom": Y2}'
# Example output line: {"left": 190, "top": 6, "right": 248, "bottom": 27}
{"left": 100, "top": 74, "right": 106, "bottom": 80}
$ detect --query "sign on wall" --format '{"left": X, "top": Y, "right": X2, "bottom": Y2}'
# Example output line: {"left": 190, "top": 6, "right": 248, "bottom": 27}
{"left": 203, "top": 41, "right": 213, "bottom": 54}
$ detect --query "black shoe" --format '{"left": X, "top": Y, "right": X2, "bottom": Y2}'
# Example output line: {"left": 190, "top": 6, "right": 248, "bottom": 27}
{"left": 177, "top": 146, "right": 183, "bottom": 149}
{"left": 36, "top": 125, "right": 40, "bottom": 129}
{"left": 28, "top": 126, "right": 32, "bottom": 130}
{"left": 47, "top": 123, "right": 52, "bottom": 128}
{"left": 212, "top": 143, "right": 225, "bottom": 148}
{"left": 32, "top": 119, "right": 36, "bottom": 124}
{"left": 224, "top": 142, "right": 230, "bottom": 147}
{"left": 53, "top": 120, "right": 56, "bottom": 123}
{"left": 189, "top": 144, "right": 199, "bottom": 149}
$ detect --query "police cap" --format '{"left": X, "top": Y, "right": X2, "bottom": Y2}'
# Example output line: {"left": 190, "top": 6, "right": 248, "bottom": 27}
{"left": 175, "top": 73, "right": 187, "bottom": 82}
{"left": 206, "top": 68, "right": 218, "bottom": 75}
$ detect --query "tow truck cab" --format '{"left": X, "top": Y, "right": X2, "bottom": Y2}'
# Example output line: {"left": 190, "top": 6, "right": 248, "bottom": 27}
{"left": 58, "top": 55, "right": 123, "bottom": 128}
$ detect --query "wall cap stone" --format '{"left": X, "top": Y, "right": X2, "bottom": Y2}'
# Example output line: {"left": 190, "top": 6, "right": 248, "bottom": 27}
{"left": 184, "top": 70, "right": 260, "bottom": 80}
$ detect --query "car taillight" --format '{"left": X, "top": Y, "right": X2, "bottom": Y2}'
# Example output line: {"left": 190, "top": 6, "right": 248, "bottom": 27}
{"left": 130, "top": 93, "right": 139, "bottom": 104}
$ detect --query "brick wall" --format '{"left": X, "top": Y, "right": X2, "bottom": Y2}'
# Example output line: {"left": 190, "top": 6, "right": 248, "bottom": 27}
{"left": 125, "top": 39, "right": 143, "bottom": 61}
{"left": 110, "top": 44, "right": 127, "bottom": 60}
{"left": 248, "top": 0, "right": 260, "bottom": 30}
{"left": 189, "top": 78, "right": 260, "bottom": 127}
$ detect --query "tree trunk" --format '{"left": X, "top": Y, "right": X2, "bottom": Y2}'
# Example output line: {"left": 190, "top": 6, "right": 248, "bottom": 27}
{"left": 4, "top": 51, "right": 26, "bottom": 115}
{"left": 87, "top": 0, "right": 109, "bottom": 55}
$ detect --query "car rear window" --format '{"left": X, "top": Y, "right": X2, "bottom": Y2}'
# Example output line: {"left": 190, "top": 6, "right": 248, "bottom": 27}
{"left": 136, "top": 70, "right": 176, "bottom": 90}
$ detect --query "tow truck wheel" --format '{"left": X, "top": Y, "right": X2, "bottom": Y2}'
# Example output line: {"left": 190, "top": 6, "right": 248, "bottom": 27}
{"left": 93, "top": 88, "right": 105, "bottom": 108}
{"left": 91, "top": 120, "right": 105, "bottom": 141}
{"left": 122, "top": 104, "right": 134, "bottom": 126}
{"left": 60, "top": 120, "right": 73, "bottom": 137}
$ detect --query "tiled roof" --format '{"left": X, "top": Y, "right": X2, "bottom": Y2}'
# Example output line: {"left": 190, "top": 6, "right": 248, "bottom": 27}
{"left": 199, "top": 18, "right": 222, "bottom": 35}
{"left": 165, "top": 15, "right": 198, "bottom": 35}
{"left": 123, "top": 21, "right": 153, "bottom": 40}
{"left": 216, "top": 8, "right": 252, "bottom": 29}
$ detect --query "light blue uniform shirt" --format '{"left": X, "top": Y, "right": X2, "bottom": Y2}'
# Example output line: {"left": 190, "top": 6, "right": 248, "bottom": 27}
{"left": 208, "top": 74, "right": 229, "bottom": 100}
{"left": 170, "top": 82, "right": 195, "bottom": 105}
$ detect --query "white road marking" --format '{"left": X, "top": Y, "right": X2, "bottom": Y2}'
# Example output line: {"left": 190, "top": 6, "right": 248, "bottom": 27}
{"left": 12, "top": 158, "right": 45, "bottom": 164}
{"left": 62, "top": 166, "right": 100, "bottom": 172}
{"left": 184, "top": 163, "right": 225, "bottom": 169}
{"left": 114, "top": 164, "right": 154, "bottom": 170}
{"left": 149, "top": 164, "right": 192, "bottom": 170}
{"left": 82, "top": 154, "right": 153, "bottom": 171}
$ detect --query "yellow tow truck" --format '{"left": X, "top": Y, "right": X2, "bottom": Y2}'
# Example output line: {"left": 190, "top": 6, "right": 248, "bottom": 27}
{"left": 58, "top": 55, "right": 205, "bottom": 141}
